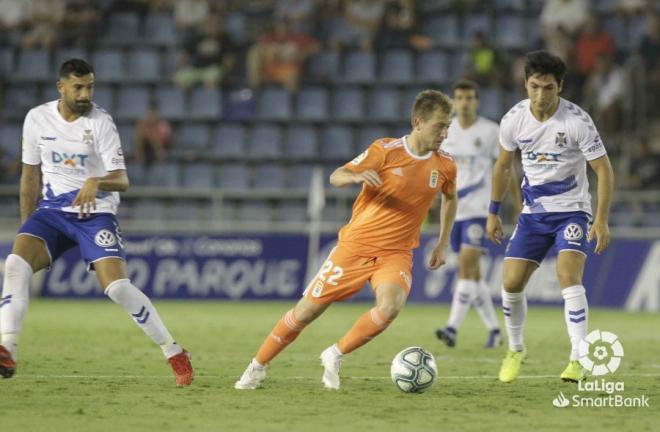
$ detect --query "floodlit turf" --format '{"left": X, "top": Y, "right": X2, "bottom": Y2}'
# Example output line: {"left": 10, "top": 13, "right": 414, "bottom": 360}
{"left": 3, "top": 300, "right": 659, "bottom": 431}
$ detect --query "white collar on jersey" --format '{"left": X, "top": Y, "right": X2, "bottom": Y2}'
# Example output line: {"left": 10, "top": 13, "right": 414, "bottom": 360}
{"left": 403, "top": 135, "right": 432, "bottom": 160}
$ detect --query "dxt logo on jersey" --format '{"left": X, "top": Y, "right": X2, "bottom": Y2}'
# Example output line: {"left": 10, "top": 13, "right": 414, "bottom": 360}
{"left": 524, "top": 151, "right": 560, "bottom": 163}
{"left": 52, "top": 151, "right": 88, "bottom": 168}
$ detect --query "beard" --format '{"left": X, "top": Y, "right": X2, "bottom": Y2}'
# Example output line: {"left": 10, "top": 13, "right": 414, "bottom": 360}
{"left": 68, "top": 99, "right": 92, "bottom": 114}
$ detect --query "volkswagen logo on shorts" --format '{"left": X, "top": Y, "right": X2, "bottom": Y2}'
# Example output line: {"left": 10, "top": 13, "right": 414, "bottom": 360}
{"left": 563, "top": 223, "right": 584, "bottom": 241}
{"left": 95, "top": 229, "right": 117, "bottom": 247}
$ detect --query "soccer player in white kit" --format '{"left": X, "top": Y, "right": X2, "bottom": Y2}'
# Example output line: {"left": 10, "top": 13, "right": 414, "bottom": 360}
{"left": 436, "top": 80, "right": 521, "bottom": 349}
{"left": 487, "top": 51, "right": 614, "bottom": 383}
{"left": 0, "top": 59, "right": 194, "bottom": 386}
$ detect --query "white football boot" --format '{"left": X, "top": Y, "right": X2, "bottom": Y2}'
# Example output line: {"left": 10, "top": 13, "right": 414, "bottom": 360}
{"left": 234, "top": 358, "right": 267, "bottom": 390}
{"left": 320, "top": 345, "right": 343, "bottom": 390}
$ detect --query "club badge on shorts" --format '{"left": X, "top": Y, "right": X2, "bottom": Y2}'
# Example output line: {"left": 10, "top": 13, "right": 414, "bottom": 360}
{"left": 429, "top": 170, "right": 439, "bottom": 188}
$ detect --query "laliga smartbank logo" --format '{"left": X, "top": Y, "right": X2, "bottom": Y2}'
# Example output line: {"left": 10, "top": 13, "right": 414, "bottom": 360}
{"left": 552, "top": 330, "right": 650, "bottom": 409}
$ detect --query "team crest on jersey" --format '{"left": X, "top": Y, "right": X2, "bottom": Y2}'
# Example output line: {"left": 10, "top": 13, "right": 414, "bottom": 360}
{"left": 563, "top": 223, "right": 584, "bottom": 241}
{"left": 429, "top": 170, "right": 439, "bottom": 188}
{"left": 351, "top": 150, "right": 369, "bottom": 165}
{"left": 83, "top": 129, "right": 94, "bottom": 146}
{"left": 555, "top": 132, "right": 567, "bottom": 148}
{"left": 94, "top": 229, "right": 117, "bottom": 247}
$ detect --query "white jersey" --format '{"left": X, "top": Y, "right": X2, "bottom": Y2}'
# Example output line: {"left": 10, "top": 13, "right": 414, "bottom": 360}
{"left": 442, "top": 116, "right": 499, "bottom": 220}
{"left": 500, "top": 98, "right": 607, "bottom": 215}
{"left": 22, "top": 101, "right": 126, "bottom": 215}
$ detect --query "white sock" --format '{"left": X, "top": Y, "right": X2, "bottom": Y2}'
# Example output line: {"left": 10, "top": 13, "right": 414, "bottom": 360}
{"left": 446, "top": 279, "right": 476, "bottom": 330}
{"left": 473, "top": 280, "right": 500, "bottom": 331}
{"left": 502, "top": 289, "right": 526, "bottom": 352}
{"left": 105, "top": 279, "right": 183, "bottom": 359}
{"left": 562, "top": 285, "right": 588, "bottom": 361}
{"left": 251, "top": 358, "right": 266, "bottom": 369}
{"left": 1, "top": 254, "right": 33, "bottom": 359}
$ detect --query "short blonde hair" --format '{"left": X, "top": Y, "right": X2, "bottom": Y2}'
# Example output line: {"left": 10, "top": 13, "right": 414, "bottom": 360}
{"left": 411, "top": 89, "right": 453, "bottom": 121}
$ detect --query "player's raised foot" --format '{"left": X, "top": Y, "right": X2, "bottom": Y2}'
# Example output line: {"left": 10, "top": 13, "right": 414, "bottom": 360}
{"left": 435, "top": 326, "right": 457, "bottom": 348}
{"left": 484, "top": 329, "right": 503, "bottom": 348}
{"left": 168, "top": 349, "right": 194, "bottom": 387}
{"left": 234, "top": 359, "right": 267, "bottom": 390}
{"left": 0, "top": 345, "right": 17, "bottom": 379}
{"left": 560, "top": 360, "right": 587, "bottom": 383}
{"left": 320, "top": 345, "right": 343, "bottom": 390}
{"left": 498, "top": 349, "right": 526, "bottom": 383}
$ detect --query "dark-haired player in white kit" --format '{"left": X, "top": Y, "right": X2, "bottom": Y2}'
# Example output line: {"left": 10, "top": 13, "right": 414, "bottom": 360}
{"left": 488, "top": 51, "right": 614, "bottom": 383}
{"left": 0, "top": 59, "right": 194, "bottom": 386}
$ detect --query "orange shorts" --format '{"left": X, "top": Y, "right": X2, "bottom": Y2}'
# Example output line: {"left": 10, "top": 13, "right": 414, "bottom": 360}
{"left": 303, "top": 243, "right": 413, "bottom": 304}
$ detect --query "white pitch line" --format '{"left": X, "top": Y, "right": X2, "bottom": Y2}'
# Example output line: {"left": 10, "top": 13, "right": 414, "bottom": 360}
{"left": 14, "top": 373, "right": 660, "bottom": 380}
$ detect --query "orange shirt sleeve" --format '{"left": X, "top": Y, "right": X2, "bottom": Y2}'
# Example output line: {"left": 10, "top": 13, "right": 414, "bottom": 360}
{"left": 343, "top": 141, "right": 386, "bottom": 173}
{"left": 440, "top": 158, "right": 457, "bottom": 195}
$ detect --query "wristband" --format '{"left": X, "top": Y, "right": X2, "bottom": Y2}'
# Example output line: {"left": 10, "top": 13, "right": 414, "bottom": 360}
{"left": 488, "top": 201, "right": 501, "bottom": 215}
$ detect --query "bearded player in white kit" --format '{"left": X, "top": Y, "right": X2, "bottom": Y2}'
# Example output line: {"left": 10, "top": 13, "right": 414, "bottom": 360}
{"left": 488, "top": 51, "right": 614, "bottom": 383}
{"left": 0, "top": 59, "right": 194, "bottom": 386}
{"left": 436, "top": 79, "right": 521, "bottom": 349}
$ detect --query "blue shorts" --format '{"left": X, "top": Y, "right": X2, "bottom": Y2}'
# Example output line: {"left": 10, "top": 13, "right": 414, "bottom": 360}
{"left": 450, "top": 217, "right": 487, "bottom": 253}
{"left": 17, "top": 208, "right": 126, "bottom": 271}
{"left": 505, "top": 211, "right": 591, "bottom": 265}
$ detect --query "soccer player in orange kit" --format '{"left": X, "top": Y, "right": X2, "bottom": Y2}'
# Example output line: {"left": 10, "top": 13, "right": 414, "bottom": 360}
{"left": 235, "top": 90, "right": 457, "bottom": 390}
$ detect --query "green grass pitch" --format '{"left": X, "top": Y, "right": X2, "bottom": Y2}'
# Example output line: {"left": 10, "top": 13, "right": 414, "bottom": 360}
{"left": 3, "top": 300, "right": 659, "bottom": 431}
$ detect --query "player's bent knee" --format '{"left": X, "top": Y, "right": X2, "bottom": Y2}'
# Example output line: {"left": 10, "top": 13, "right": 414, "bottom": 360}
{"left": 12, "top": 235, "right": 50, "bottom": 272}
{"left": 293, "top": 298, "right": 327, "bottom": 324}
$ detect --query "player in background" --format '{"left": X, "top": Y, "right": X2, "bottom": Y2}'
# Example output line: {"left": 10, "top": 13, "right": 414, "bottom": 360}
{"left": 487, "top": 51, "right": 614, "bottom": 383}
{"left": 0, "top": 59, "right": 194, "bottom": 386}
{"left": 435, "top": 79, "right": 521, "bottom": 349}
{"left": 235, "top": 90, "right": 457, "bottom": 390}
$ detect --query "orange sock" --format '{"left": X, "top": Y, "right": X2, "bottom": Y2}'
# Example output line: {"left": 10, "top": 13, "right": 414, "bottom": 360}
{"left": 337, "top": 307, "right": 393, "bottom": 355}
{"left": 255, "top": 309, "right": 307, "bottom": 365}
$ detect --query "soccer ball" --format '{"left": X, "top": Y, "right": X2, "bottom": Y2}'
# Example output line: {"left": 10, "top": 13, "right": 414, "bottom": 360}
{"left": 390, "top": 346, "right": 437, "bottom": 393}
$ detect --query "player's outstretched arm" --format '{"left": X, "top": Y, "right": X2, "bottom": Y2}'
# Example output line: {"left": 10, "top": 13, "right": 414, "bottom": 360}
{"left": 587, "top": 155, "right": 614, "bottom": 254}
{"left": 487, "top": 146, "right": 516, "bottom": 244}
{"left": 429, "top": 188, "right": 457, "bottom": 270}
{"left": 72, "top": 169, "right": 129, "bottom": 218}
{"left": 329, "top": 167, "right": 382, "bottom": 188}
{"left": 19, "top": 163, "right": 41, "bottom": 224}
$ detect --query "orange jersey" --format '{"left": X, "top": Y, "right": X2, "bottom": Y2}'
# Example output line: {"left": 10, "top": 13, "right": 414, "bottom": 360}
{"left": 339, "top": 136, "right": 457, "bottom": 255}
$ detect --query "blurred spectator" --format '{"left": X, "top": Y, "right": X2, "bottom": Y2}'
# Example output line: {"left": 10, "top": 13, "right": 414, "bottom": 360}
{"left": 133, "top": 106, "right": 172, "bottom": 167}
{"left": 583, "top": 54, "right": 624, "bottom": 136}
{"left": 0, "top": 145, "right": 20, "bottom": 184}
{"left": 174, "top": 0, "right": 210, "bottom": 32}
{"left": 540, "top": 0, "right": 589, "bottom": 60}
{"left": 330, "top": 0, "right": 385, "bottom": 51}
{"left": 613, "top": 0, "right": 649, "bottom": 16}
{"left": 247, "top": 20, "right": 319, "bottom": 92}
{"left": 627, "top": 137, "right": 660, "bottom": 189}
{"left": 275, "top": 0, "right": 316, "bottom": 34}
{"left": 638, "top": 13, "right": 660, "bottom": 117}
{"left": 59, "top": 0, "right": 100, "bottom": 48}
{"left": 462, "top": 31, "right": 503, "bottom": 86}
{"left": 21, "top": 0, "right": 66, "bottom": 49}
{"left": 376, "top": 0, "right": 430, "bottom": 51}
{"left": 0, "top": 0, "right": 29, "bottom": 46}
{"left": 173, "top": 14, "right": 236, "bottom": 89}
{"left": 574, "top": 16, "right": 616, "bottom": 77}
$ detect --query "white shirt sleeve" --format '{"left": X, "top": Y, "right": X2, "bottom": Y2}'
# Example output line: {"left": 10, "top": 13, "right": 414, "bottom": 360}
{"left": 97, "top": 114, "right": 126, "bottom": 171}
{"left": 21, "top": 110, "right": 41, "bottom": 165}
{"left": 499, "top": 116, "right": 517, "bottom": 152}
{"left": 575, "top": 112, "right": 607, "bottom": 161}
